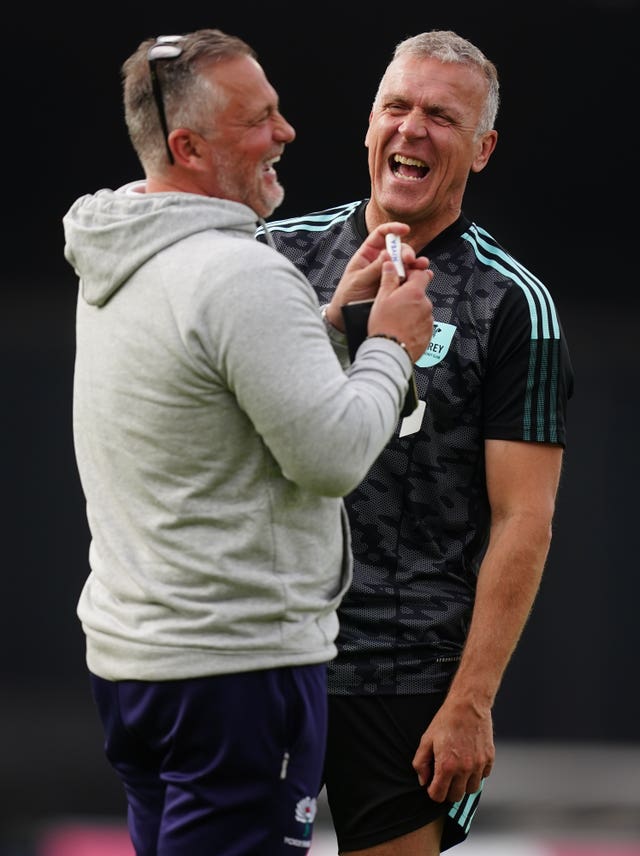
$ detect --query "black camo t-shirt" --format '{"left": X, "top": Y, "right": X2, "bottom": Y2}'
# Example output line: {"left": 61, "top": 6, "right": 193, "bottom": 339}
{"left": 257, "top": 200, "right": 574, "bottom": 695}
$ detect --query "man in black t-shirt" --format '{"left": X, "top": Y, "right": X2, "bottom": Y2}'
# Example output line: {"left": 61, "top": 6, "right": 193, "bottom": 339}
{"left": 257, "top": 30, "right": 573, "bottom": 856}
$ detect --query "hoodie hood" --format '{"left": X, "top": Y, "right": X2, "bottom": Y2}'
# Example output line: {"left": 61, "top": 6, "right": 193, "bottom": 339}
{"left": 63, "top": 181, "right": 260, "bottom": 307}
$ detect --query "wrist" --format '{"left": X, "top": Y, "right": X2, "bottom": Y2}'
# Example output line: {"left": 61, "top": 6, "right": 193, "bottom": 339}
{"left": 321, "top": 303, "right": 344, "bottom": 332}
{"left": 446, "top": 676, "right": 497, "bottom": 712}
{"left": 366, "top": 332, "right": 412, "bottom": 365}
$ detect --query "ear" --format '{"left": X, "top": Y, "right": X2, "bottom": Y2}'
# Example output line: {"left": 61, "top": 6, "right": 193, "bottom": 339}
{"left": 168, "top": 128, "right": 209, "bottom": 168}
{"left": 471, "top": 129, "right": 498, "bottom": 174}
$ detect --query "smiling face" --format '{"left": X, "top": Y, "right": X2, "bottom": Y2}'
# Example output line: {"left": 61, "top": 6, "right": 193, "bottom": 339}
{"left": 198, "top": 55, "right": 296, "bottom": 218}
{"left": 365, "top": 55, "right": 497, "bottom": 244}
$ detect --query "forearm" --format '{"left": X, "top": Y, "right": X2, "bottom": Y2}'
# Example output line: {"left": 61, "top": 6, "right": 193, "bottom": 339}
{"left": 414, "top": 441, "right": 563, "bottom": 802}
{"left": 447, "top": 512, "right": 553, "bottom": 710}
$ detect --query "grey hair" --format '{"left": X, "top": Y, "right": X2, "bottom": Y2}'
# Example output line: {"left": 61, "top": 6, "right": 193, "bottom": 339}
{"left": 122, "top": 28, "right": 256, "bottom": 171}
{"left": 375, "top": 30, "right": 500, "bottom": 137}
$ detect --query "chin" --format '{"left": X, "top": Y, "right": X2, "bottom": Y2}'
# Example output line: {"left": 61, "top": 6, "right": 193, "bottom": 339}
{"left": 378, "top": 185, "right": 424, "bottom": 215}
{"left": 261, "top": 189, "right": 285, "bottom": 219}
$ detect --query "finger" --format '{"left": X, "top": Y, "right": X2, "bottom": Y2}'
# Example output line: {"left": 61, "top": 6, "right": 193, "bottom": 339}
{"left": 426, "top": 773, "right": 452, "bottom": 804}
{"left": 402, "top": 249, "right": 430, "bottom": 272}
{"left": 414, "top": 760, "right": 432, "bottom": 789}
{"left": 376, "top": 260, "right": 401, "bottom": 296}
{"left": 412, "top": 741, "right": 435, "bottom": 789}
{"left": 404, "top": 255, "right": 430, "bottom": 271}
{"left": 369, "top": 221, "right": 410, "bottom": 249}
{"left": 347, "top": 222, "right": 411, "bottom": 271}
{"left": 404, "top": 267, "right": 434, "bottom": 293}
{"left": 465, "top": 773, "right": 483, "bottom": 795}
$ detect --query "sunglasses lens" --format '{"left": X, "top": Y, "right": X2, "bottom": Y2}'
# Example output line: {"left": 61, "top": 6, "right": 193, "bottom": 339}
{"left": 149, "top": 45, "right": 182, "bottom": 60}
{"left": 148, "top": 36, "right": 183, "bottom": 62}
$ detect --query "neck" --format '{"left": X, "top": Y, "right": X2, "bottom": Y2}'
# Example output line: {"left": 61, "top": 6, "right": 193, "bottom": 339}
{"left": 365, "top": 200, "right": 461, "bottom": 253}
{"left": 144, "top": 169, "right": 210, "bottom": 196}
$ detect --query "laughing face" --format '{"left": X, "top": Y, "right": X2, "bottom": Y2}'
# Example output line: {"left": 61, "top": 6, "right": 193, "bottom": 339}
{"left": 200, "top": 55, "right": 296, "bottom": 219}
{"left": 365, "top": 55, "right": 497, "bottom": 239}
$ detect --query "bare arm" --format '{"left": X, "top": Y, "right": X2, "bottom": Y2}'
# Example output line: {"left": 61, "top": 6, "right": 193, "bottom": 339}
{"left": 412, "top": 439, "right": 564, "bottom": 803}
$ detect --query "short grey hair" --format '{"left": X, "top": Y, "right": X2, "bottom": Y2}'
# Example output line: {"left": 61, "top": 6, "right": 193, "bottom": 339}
{"left": 375, "top": 30, "right": 500, "bottom": 137}
{"left": 122, "top": 28, "right": 256, "bottom": 170}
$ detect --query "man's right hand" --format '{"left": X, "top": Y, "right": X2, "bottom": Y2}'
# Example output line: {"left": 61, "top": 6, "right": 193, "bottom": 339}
{"left": 367, "top": 260, "right": 433, "bottom": 363}
{"left": 323, "top": 222, "right": 430, "bottom": 331}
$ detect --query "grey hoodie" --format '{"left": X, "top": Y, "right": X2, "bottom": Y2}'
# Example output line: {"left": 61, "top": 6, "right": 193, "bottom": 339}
{"left": 63, "top": 181, "right": 413, "bottom": 681}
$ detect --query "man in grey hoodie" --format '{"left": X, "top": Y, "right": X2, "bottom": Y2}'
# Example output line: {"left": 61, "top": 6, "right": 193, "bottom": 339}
{"left": 62, "top": 27, "right": 433, "bottom": 856}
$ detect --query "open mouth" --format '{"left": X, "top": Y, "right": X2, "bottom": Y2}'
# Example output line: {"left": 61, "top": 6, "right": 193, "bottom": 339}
{"left": 263, "top": 154, "right": 281, "bottom": 174}
{"left": 389, "top": 154, "right": 429, "bottom": 180}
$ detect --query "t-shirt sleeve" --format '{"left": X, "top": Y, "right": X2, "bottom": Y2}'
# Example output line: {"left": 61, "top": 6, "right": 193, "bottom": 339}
{"left": 484, "top": 285, "right": 574, "bottom": 446}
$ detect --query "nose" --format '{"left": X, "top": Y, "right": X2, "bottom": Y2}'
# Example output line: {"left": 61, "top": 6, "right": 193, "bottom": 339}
{"left": 274, "top": 111, "right": 296, "bottom": 143}
{"left": 398, "top": 108, "right": 427, "bottom": 140}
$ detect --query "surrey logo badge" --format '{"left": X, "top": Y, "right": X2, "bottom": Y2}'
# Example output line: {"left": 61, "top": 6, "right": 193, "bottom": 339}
{"left": 416, "top": 322, "right": 456, "bottom": 367}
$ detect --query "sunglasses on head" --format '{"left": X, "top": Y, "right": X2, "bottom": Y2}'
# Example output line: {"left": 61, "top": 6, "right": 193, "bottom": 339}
{"left": 147, "top": 35, "right": 184, "bottom": 164}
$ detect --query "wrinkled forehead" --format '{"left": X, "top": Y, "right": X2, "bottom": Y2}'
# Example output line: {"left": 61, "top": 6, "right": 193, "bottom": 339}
{"left": 378, "top": 54, "right": 488, "bottom": 107}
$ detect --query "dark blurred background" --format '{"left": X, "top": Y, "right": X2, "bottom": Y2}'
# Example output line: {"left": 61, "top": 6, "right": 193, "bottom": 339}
{"left": 3, "top": 0, "right": 638, "bottom": 842}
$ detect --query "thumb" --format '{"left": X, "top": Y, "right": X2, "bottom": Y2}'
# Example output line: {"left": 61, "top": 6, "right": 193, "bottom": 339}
{"left": 376, "top": 260, "right": 401, "bottom": 298}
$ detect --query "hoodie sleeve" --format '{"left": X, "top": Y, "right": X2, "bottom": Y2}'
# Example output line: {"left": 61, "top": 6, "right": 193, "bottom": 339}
{"left": 189, "top": 238, "right": 411, "bottom": 497}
